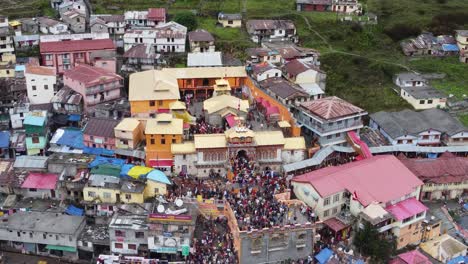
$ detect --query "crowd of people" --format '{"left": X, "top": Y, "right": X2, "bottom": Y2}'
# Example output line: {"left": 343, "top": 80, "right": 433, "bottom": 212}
{"left": 171, "top": 177, "right": 225, "bottom": 200}
{"left": 189, "top": 115, "right": 225, "bottom": 136}
{"left": 188, "top": 215, "right": 237, "bottom": 264}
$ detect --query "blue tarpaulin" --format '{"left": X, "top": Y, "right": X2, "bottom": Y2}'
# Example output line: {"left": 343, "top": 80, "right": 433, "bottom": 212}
{"left": 427, "top": 153, "right": 438, "bottom": 159}
{"left": 354, "top": 260, "right": 365, "bottom": 264}
{"left": 315, "top": 248, "right": 333, "bottom": 264}
{"left": 447, "top": 255, "right": 468, "bottom": 264}
{"left": 56, "top": 129, "right": 84, "bottom": 149}
{"left": 120, "top": 164, "right": 135, "bottom": 177}
{"left": 0, "top": 131, "right": 10, "bottom": 148}
{"left": 464, "top": 203, "right": 468, "bottom": 211}
{"left": 147, "top": 170, "right": 172, "bottom": 185}
{"left": 88, "top": 156, "right": 125, "bottom": 168}
{"left": 68, "top": 114, "right": 81, "bottom": 122}
{"left": 83, "top": 147, "right": 115, "bottom": 157}
{"left": 65, "top": 205, "right": 84, "bottom": 216}
{"left": 442, "top": 44, "right": 459, "bottom": 52}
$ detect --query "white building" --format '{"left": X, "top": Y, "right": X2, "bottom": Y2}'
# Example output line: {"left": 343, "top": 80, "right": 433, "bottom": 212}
{"left": 124, "top": 8, "right": 166, "bottom": 28}
{"left": 394, "top": 73, "right": 447, "bottom": 110}
{"left": 25, "top": 64, "right": 57, "bottom": 105}
{"left": 9, "top": 103, "right": 30, "bottom": 129}
{"left": 154, "top": 21, "right": 187, "bottom": 53}
{"left": 37, "top": 17, "right": 68, "bottom": 35}
{"left": 123, "top": 29, "right": 158, "bottom": 52}
{"left": 251, "top": 62, "right": 282, "bottom": 82}
{"left": 0, "top": 16, "right": 14, "bottom": 57}
{"left": 90, "top": 15, "right": 125, "bottom": 36}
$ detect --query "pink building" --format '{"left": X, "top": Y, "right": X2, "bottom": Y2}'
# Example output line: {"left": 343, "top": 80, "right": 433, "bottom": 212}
{"left": 63, "top": 64, "right": 123, "bottom": 112}
{"left": 40, "top": 38, "right": 116, "bottom": 74}
{"left": 83, "top": 118, "right": 120, "bottom": 150}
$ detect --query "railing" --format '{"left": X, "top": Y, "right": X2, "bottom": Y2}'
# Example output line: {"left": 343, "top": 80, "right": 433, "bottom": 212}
{"left": 298, "top": 118, "right": 362, "bottom": 134}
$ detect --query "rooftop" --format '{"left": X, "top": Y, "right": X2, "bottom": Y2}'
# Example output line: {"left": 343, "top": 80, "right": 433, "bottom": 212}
{"left": 400, "top": 85, "right": 446, "bottom": 100}
{"left": 420, "top": 234, "right": 467, "bottom": 260}
{"left": 123, "top": 44, "right": 158, "bottom": 59}
{"left": 188, "top": 29, "right": 215, "bottom": 42}
{"left": 171, "top": 142, "right": 196, "bottom": 154}
{"left": 13, "top": 155, "right": 48, "bottom": 169}
{"left": 187, "top": 52, "right": 223, "bottom": 67}
{"left": 64, "top": 64, "right": 122, "bottom": 87}
{"left": 25, "top": 65, "right": 55, "bottom": 76}
{"left": 145, "top": 115, "right": 183, "bottom": 135}
{"left": 40, "top": 39, "right": 115, "bottom": 53}
{"left": 300, "top": 96, "right": 366, "bottom": 120}
{"left": 203, "top": 94, "right": 249, "bottom": 114}
{"left": 115, "top": 118, "right": 140, "bottom": 132}
{"left": 292, "top": 155, "right": 423, "bottom": 206}
{"left": 0, "top": 211, "right": 84, "bottom": 234}
{"left": 260, "top": 77, "right": 307, "bottom": 100}
{"left": 21, "top": 172, "right": 58, "bottom": 190}
{"left": 148, "top": 8, "right": 166, "bottom": 21}
{"left": 247, "top": 20, "right": 296, "bottom": 31}
{"left": 218, "top": 13, "right": 242, "bottom": 20}
{"left": 370, "top": 109, "right": 467, "bottom": 137}
{"left": 83, "top": 118, "right": 120, "bottom": 138}
{"left": 283, "top": 59, "right": 323, "bottom": 76}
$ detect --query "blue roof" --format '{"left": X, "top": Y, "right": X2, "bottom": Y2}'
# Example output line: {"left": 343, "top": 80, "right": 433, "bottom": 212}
{"left": 355, "top": 260, "right": 365, "bottom": 264}
{"left": 147, "top": 170, "right": 172, "bottom": 185}
{"left": 88, "top": 156, "right": 125, "bottom": 168}
{"left": 65, "top": 205, "right": 84, "bottom": 216}
{"left": 83, "top": 147, "right": 115, "bottom": 157}
{"left": 68, "top": 114, "right": 81, "bottom": 122}
{"left": 464, "top": 203, "right": 468, "bottom": 210}
{"left": 315, "top": 248, "right": 333, "bottom": 264}
{"left": 15, "top": 65, "right": 25, "bottom": 72}
{"left": 120, "top": 164, "right": 135, "bottom": 177}
{"left": 442, "top": 44, "right": 459, "bottom": 52}
{"left": 24, "top": 115, "right": 46, "bottom": 126}
{"left": 56, "top": 129, "right": 84, "bottom": 149}
{"left": 0, "top": 131, "right": 10, "bottom": 148}
{"left": 447, "top": 255, "right": 468, "bottom": 264}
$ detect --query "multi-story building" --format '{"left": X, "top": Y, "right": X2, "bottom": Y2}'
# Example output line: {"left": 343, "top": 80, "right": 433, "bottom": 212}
{"left": 9, "top": 102, "right": 30, "bottom": 129}
{"left": 399, "top": 152, "right": 468, "bottom": 201}
{"left": 25, "top": 64, "right": 57, "bottom": 105}
{"left": 114, "top": 118, "right": 144, "bottom": 150}
{"left": 83, "top": 174, "right": 121, "bottom": 203}
{"left": 283, "top": 58, "right": 326, "bottom": 97}
{"left": 145, "top": 114, "right": 183, "bottom": 171}
{"left": 83, "top": 117, "right": 119, "bottom": 150}
{"left": 23, "top": 110, "right": 48, "bottom": 156}
{"left": 109, "top": 204, "right": 151, "bottom": 256}
{"left": 295, "top": 96, "right": 367, "bottom": 147}
{"left": 331, "top": 0, "right": 362, "bottom": 14}
{"left": 61, "top": 9, "right": 86, "bottom": 34}
{"left": 370, "top": 109, "right": 468, "bottom": 146}
{"left": 63, "top": 64, "right": 122, "bottom": 112}
{"left": 246, "top": 20, "right": 297, "bottom": 44}
{"left": 40, "top": 37, "right": 115, "bottom": 74}
{"left": 124, "top": 8, "right": 166, "bottom": 28}
{"left": 0, "top": 211, "right": 85, "bottom": 260}
{"left": 0, "top": 16, "right": 14, "bottom": 58}
{"left": 90, "top": 15, "right": 125, "bottom": 36}
{"left": 455, "top": 30, "right": 468, "bottom": 63}
{"left": 123, "top": 29, "right": 158, "bottom": 52}
{"left": 51, "top": 87, "right": 83, "bottom": 115}
{"left": 393, "top": 73, "right": 447, "bottom": 110}
{"left": 154, "top": 21, "right": 187, "bottom": 53}
{"left": 292, "top": 155, "right": 427, "bottom": 249}
{"left": 188, "top": 29, "right": 215, "bottom": 53}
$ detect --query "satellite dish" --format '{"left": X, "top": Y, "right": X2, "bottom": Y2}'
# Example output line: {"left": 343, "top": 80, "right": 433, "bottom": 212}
{"left": 175, "top": 199, "right": 183, "bottom": 207}
{"left": 157, "top": 204, "right": 165, "bottom": 213}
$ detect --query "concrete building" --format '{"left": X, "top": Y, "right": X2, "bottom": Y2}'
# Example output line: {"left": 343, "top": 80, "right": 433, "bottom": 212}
{"left": 370, "top": 109, "right": 468, "bottom": 146}
{"left": 188, "top": 29, "right": 215, "bottom": 53}
{"left": 109, "top": 204, "right": 151, "bottom": 255}
{"left": 0, "top": 16, "right": 15, "bottom": 58}
{"left": 332, "top": 0, "right": 362, "bottom": 14}
{"left": 456, "top": 30, "right": 468, "bottom": 63}
{"left": 90, "top": 15, "right": 125, "bottom": 36}
{"left": 23, "top": 111, "right": 49, "bottom": 156}
{"left": 37, "top": 17, "right": 68, "bottom": 35}
{"left": 420, "top": 234, "right": 467, "bottom": 263}
{"left": 9, "top": 102, "right": 30, "bottom": 129}
{"left": 25, "top": 64, "right": 57, "bottom": 105}
{"left": 217, "top": 13, "right": 242, "bottom": 28}
{"left": 292, "top": 155, "right": 427, "bottom": 249}
{"left": 393, "top": 73, "right": 447, "bottom": 110}
{"left": 296, "top": 96, "right": 367, "bottom": 147}
{"left": 251, "top": 62, "right": 282, "bottom": 82}
{"left": 0, "top": 211, "right": 85, "bottom": 260}
{"left": 114, "top": 118, "right": 144, "bottom": 150}
{"left": 154, "top": 21, "right": 187, "bottom": 53}
{"left": 83, "top": 117, "right": 120, "bottom": 150}
{"left": 124, "top": 8, "right": 166, "bottom": 28}
{"left": 246, "top": 20, "right": 297, "bottom": 44}
{"left": 63, "top": 64, "right": 122, "bottom": 112}
{"left": 283, "top": 58, "right": 326, "bottom": 96}
{"left": 399, "top": 152, "right": 468, "bottom": 201}
{"left": 61, "top": 9, "right": 86, "bottom": 33}
{"left": 83, "top": 174, "right": 121, "bottom": 203}
{"left": 17, "top": 172, "right": 58, "bottom": 199}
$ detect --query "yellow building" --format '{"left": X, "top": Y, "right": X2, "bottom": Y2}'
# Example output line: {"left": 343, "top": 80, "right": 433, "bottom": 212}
{"left": 114, "top": 118, "right": 144, "bottom": 149}
{"left": 120, "top": 180, "right": 145, "bottom": 204}
{"left": 144, "top": 169, "right": 172, "bottom": 198}
{"left": 218, "top": 13, "right": 242, "bottom": 28}
{"left": 145, "top": 114, "right": 183, "bottom": 171}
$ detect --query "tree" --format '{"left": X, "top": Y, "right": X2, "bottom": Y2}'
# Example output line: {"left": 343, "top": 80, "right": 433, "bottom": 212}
{"left": 353, "top": 222, "right": 396, "bottom": 263}
{"left": 174, "top": 12, "right": 198, "bottom": 32}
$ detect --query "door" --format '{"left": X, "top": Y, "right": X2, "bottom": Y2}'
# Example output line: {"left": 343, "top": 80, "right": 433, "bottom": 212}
{"left": 50, "top": 190, "right": 56, "bottom": 198}
{"left": 116, "top": 193, "right": 120, "bottom": 203}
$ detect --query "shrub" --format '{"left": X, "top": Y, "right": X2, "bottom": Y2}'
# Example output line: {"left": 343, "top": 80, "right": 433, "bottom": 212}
{"left": 384, "top": 23, "right": 421, "bottom": 42}
{"left": 174, "top": 12, "right": 198, "bottom": 32}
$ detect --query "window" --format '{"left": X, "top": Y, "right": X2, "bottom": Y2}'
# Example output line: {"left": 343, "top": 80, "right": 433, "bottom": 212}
{"left": 32, "top": 136, "right": 40, "bottom": 144}
{"left": 419, "top": 100, "right": 425, "bottom": 104}
{"left": 125, "top": 194, "right": 132, "bottom": 200}
{"left": 422, "top": 135, "right": 429, "bottom": 140}
{"left": 44, "top": 85, "right": 49, "bottom": 90}
{"left": 172, "top": 139, "right": 176, "bottom": 144}
{"left": 32, "top": 85, "right": 37, "bottom": 91}
{"left": 158, "top": 100, "right": 163, "bottom": 106}
{"left": 63, "top": 54, "right": 69, "bottom": 59}
{"left": 150, "top": 139, "right": 155, "bottom": 145}
{"left": 335, "top": 133, "right": 341, "bottom": 138}
{"left": 88, "top": 191, "right": 96, "bottom": 197}
{"left": 332, "top": 207, "right": 338, "bottom": 214}
{"left": 402, "top": 217, "right": 412, "bottom": 224}
{"left": 114, "top": 243, "right": 123, "bottom": 249}
{"left": 43, "top": 234, "right": 46, "bottom": 239}
{"left": 103, "top": 192, "right": 111, "bottom": 199}
{"left": 324, "top": 209, "right": 329, "bottom": 217}
{"left": 327, "top": 135, "right": 332, "bottom": 139}
{"left": 135, "top": 232, "right": 144, "bottom": 239}
{"left": 324, "top": 197, "right": 330, "bottom": 206}
{"left": 333, "top": 194, "right": 340, "bottom": 203}
{"left": 115, "top": 230, "right": 126, "bottom": 237}
{"left": 428, "top": 99, "right": 433, "bottom": 104}
{"left": 161, "top": 139, "right": 166, "bottom": 144}
{"left": 149, "top": 100, "right": 155, "bottom": 106}
{"left": 416, "top": 212, "right": 424, "bottom": 218}
{"left": 128, "top": 244, "right": 137, "bottom": 250}
{"left": 29, "top": 232, "right": 33, "bottom": 238}
{"left": 397, "top": 140, "right": 403, "bottom": 144}
{"left": 29, "top": 188, "right": 37, "bottom": 192}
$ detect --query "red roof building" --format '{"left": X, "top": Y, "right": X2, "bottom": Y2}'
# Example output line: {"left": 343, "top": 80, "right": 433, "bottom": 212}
{"left": 21, "top": 172, "right": 58, "bottom": 190}
{"left": 148, "top": 8, "right": 166, "bottom": 24}
{"left": 40, "top": 38, "right": 116, "bottom": 74}
{"left": 389, "top": 249, "right": 432, "bottom": 264}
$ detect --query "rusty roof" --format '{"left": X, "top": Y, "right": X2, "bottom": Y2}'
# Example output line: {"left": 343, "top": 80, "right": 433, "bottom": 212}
{"left": 283, "top": 59, "right": 324, "bottom": 76}
{"left": 247, "top": 20, "right": 295, "bottom": 31}
{"left": 188, "top": 29, "right": 214, "bottom": 42}
{"left": 63, "top": 64, "right": 122, "bottom": 87}
{"left": 25, "top": 64, "right": 55, "bottom": 76}
{"left": 148, "top": 8, "right": 166, "bottom": 21}
{"left": 300, "top": 96, "right": 365, "bottom": 120}
{"left": 83, "top": 117, "right": 120, "bottom": 138}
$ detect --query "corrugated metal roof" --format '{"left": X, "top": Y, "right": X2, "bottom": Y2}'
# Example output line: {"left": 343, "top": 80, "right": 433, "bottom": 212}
{"left": 13, "top": 155, "right": 49, "bottom": 169}
{"left": 187, "top": 52, "right": 222, "bottom": 67}
{"left": 21, "top": 172, "right": 58, "bottom": 190}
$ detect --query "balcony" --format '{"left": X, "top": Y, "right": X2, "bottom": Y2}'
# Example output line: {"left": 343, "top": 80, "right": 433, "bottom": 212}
{"left": 298, "top": 117, "right": 363, "bottom": 135}
{"left": 86, "top": 83, "right": 123, "bottom": 95}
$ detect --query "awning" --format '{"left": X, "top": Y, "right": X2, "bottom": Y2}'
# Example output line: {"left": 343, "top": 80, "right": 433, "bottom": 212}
{"left": 315, "top": 247, "right": 333, "bottom": 264}
{"left": 225, "top": 114, "right": 236, "bottom": 128}
{"left": 147, "top": 170, "right": 172, "bottom": 185}
{"left": 68, "top": 114, "right": 81, "bottom": 122}
{"left": 45, "top": 245, "right": 77, "bottom": 252}
{"left": 266, "top": 106, "right": 280, "bottom": 115}
{"left": 65, "top": 205, "right": 84, "bottom": 216}
{"left": 158, "top": 109, "right": 170, "bottom": 113}
{"left": 277, "top": 120, "right": 291, "bottom": 128}
{"left": 385, "top": 197, "right": 428, "bottom": 221}
{"left": 148, "top": 159, "right": 173, "bottom": 168}
{"left": 323, "top": 217, "right": 349, "bottom": 232}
